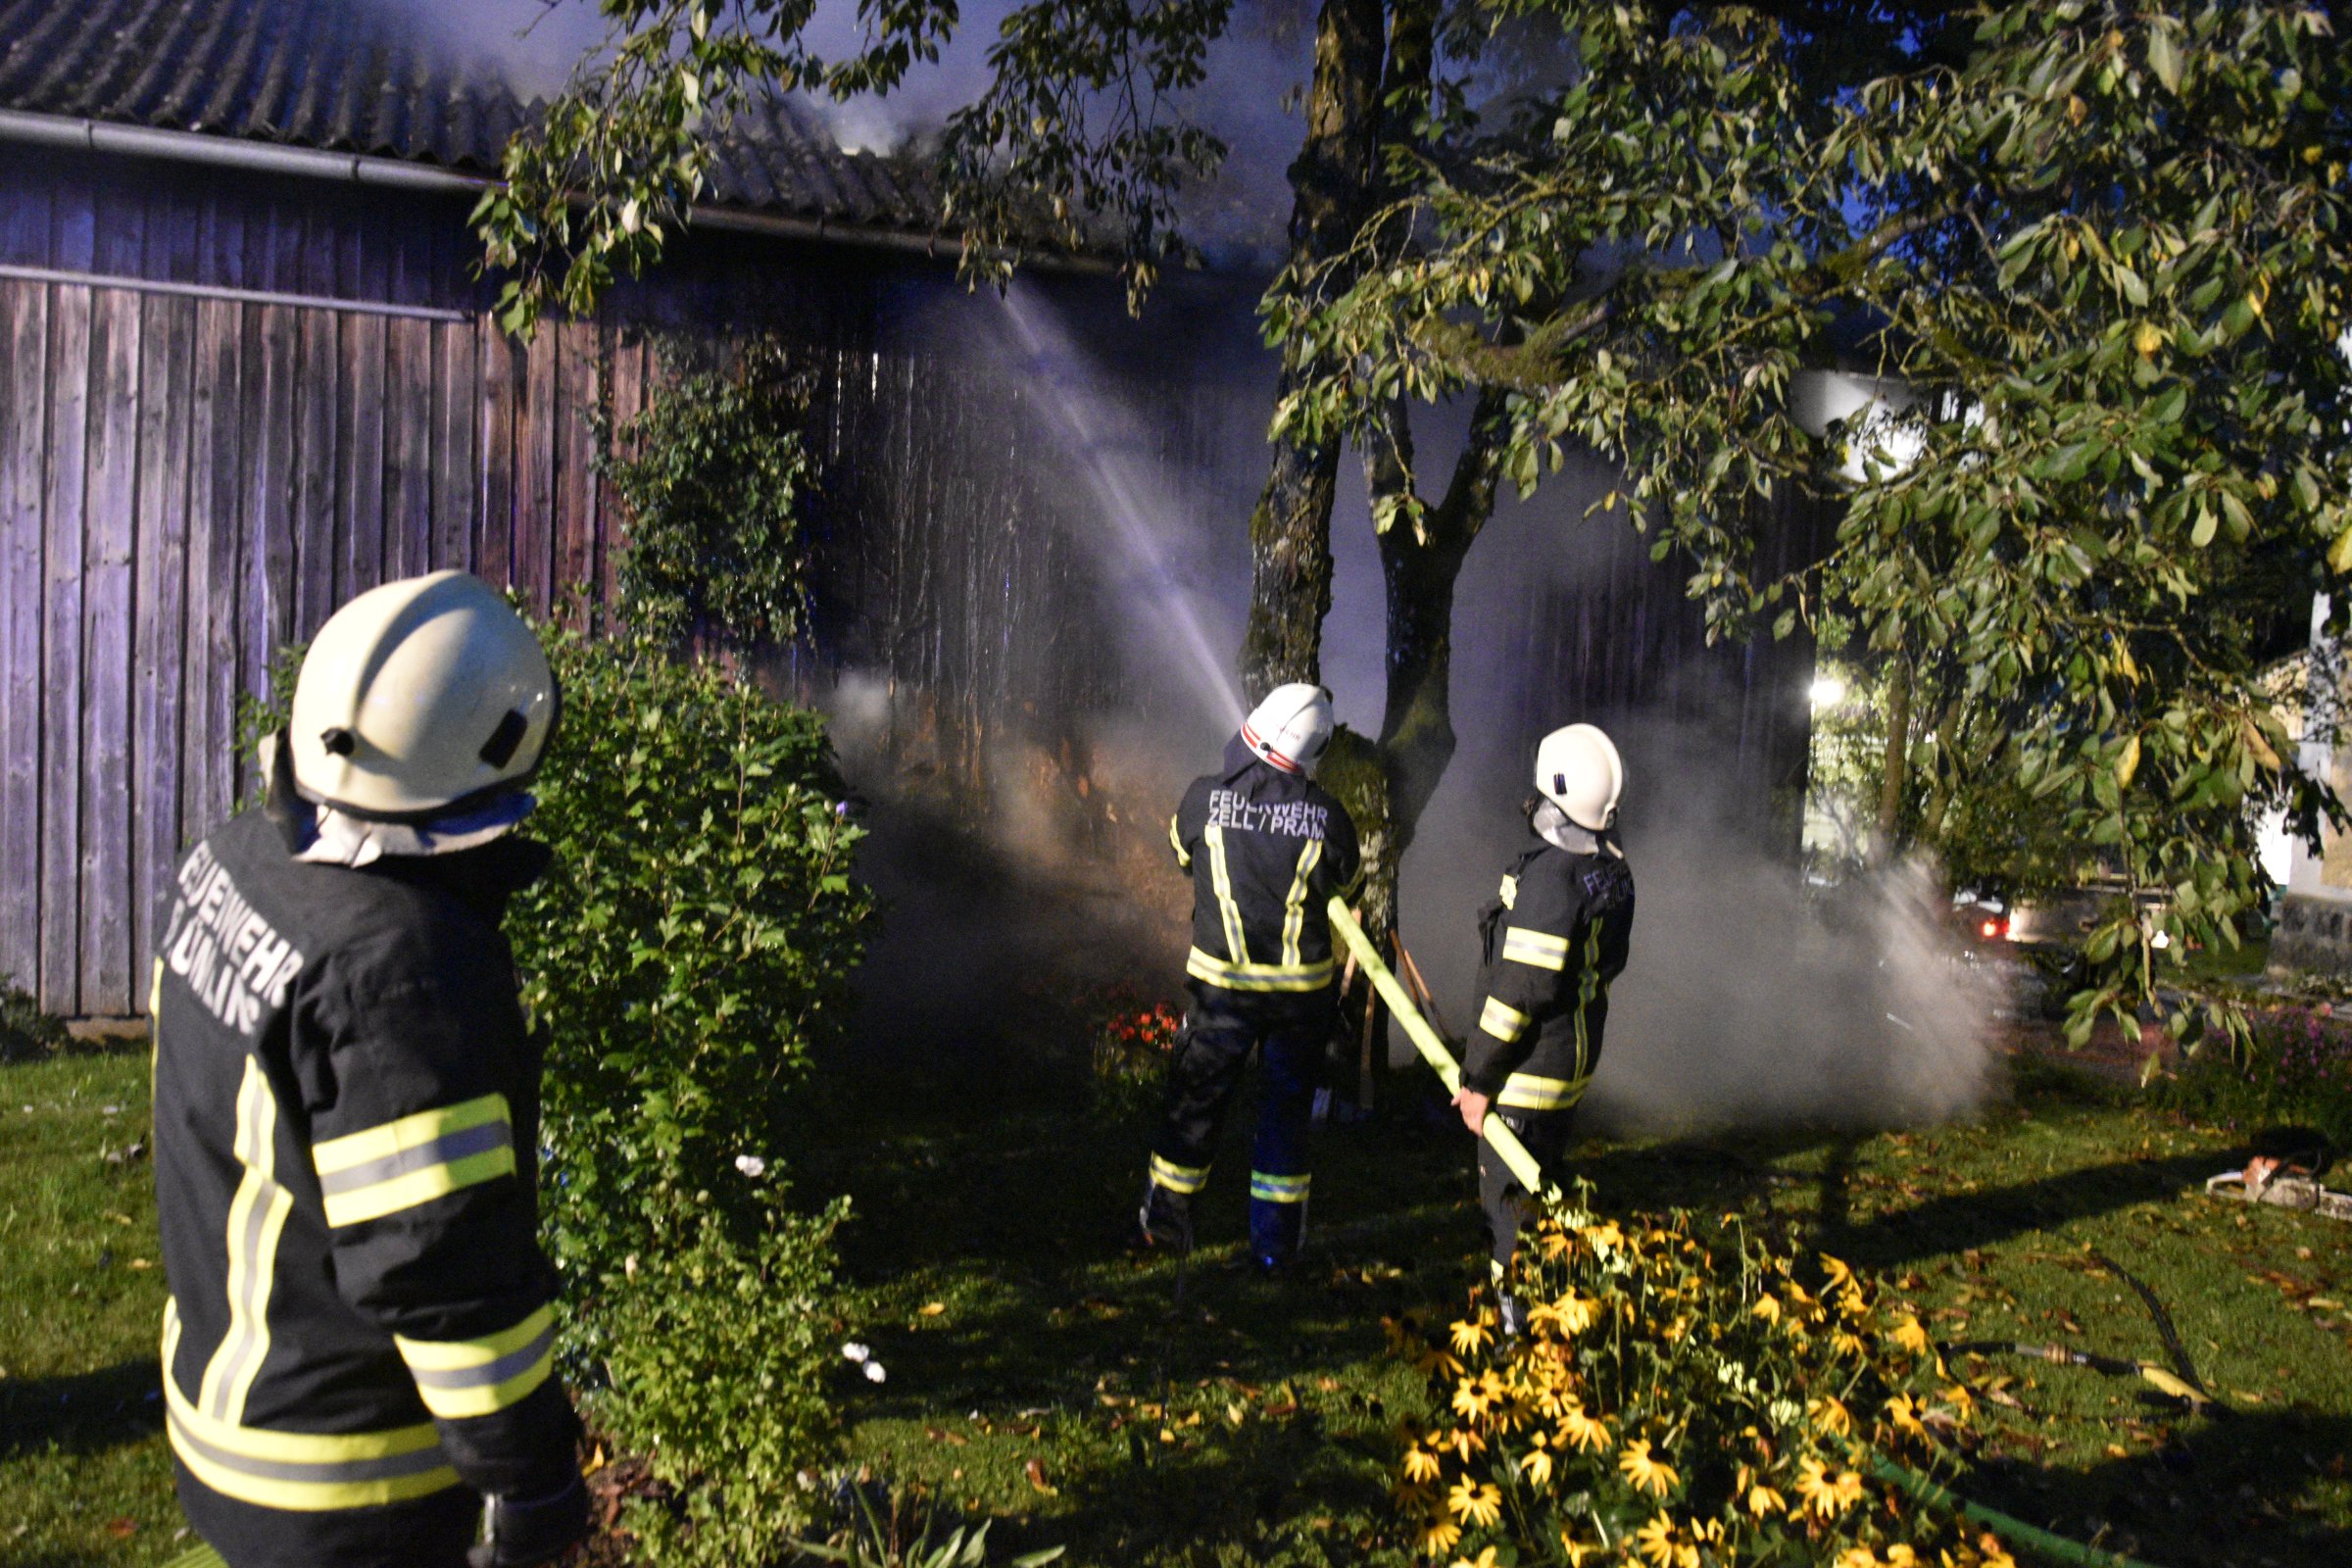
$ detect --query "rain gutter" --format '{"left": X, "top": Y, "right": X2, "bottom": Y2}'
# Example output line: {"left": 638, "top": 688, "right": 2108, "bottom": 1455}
{"left": 0, "top": 108, "right": 1114, "bottom": 276}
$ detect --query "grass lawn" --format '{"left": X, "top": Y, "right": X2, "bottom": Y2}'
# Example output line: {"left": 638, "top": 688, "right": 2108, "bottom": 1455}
{"left": 0, "top": 1051, "right": 174, "bottom": 1568}
{"left": 9, "top": 1045, "right": 2352, "bottom": 1567}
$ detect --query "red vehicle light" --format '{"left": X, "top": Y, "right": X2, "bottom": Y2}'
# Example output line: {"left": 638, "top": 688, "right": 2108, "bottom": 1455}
{"left": 1980, "top": 918, "right": 2005, "bottom": 940}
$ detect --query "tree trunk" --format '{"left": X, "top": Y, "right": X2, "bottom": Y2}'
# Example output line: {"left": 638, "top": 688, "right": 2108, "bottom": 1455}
{"left": 1237, "top": 0, "right": 1390, "bottom": 699}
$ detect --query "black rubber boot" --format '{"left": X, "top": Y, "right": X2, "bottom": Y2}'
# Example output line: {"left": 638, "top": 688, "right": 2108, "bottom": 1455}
{"left": 1137, "top": 1181, "right": 1194, "bottom": 1252}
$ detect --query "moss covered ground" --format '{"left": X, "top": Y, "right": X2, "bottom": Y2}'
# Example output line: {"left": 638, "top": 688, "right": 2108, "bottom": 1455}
{"left": 8, "top": 1047, "right": 2352, "bottom": 1566}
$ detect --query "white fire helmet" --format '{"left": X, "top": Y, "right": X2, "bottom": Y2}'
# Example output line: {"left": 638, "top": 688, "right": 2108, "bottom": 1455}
{"left": 1242, "top": 683, "right": 1335, "bottom": 776}
{"left": 286, "top": 571, "right": 558, "bottom": 820}
{"left": 1534, "top": 723, "right": 1624, "bottom": 832}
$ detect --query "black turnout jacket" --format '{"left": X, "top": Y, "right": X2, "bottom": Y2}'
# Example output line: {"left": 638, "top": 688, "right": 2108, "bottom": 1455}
{"left": 1169, "top": 736, "right": 1362, "bottom": 999}
{"left": 153, "top": 808, "right": 576, "bottom": 1562}
{"left": 1460, "top": 818, "right": 1636, "bottom": 1113}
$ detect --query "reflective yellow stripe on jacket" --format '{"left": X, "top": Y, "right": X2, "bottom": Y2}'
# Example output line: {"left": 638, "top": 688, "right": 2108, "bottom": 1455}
{"left": 1477, "top": 996, "right": 1530, "bottom": 1045}
{"left": 164, "top": 1299, "right": 459, "bottom": 1512}
{"left": 312, "top": 1094, "right": 515, "bottom": 1228}
{"left": 1278, "top": 839, "right": 1323, "bottom": 966}
{"left": 1495, "top": 1072, "right": 1588, "bottom": 1113}
{"left": 1202, "top": 824, "right": 1249, "bottom": 960}
{"left": 198, "top": 1058, "right": 293, "bottom": 1424}
{"left": 1499, "top": 925, "right": 1569, "bottom": 972}
{"left": 1185, "top": 949, "right": 1336, "bottom": 994}
{"left": 396, "top": 1303, "right": 557, "bottom": 1420}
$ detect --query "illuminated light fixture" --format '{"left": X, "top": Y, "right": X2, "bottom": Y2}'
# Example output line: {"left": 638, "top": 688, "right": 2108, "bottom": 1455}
{"left": 1980, "top": 918, "right": 2005, "bottom": 941}
{"left": 1809, "top": 675, "right": 1846, "bottom": 708}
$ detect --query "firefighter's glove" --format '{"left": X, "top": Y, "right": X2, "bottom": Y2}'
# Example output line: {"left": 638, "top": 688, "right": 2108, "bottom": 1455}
{"left": 468, "top": 1472, "right": 590, "bottom": 1568}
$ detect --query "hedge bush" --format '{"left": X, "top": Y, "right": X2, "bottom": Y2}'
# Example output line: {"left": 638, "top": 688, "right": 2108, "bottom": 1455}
{"left": 1390, "top": 1193, "right": 2003, "bottom": 1567}
{"left": 245, "top": 619, "right": 873, "bottom": 1562}
{"left": 513, "top": 624, "right": 873, "bottom": 1561}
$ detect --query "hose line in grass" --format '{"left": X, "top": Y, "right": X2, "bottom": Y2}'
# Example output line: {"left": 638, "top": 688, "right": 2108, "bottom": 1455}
{"left": 1324, "top": 899, "right": 2178, "bottom": 1568}
{"left": 1871, "top": 1456, "right": 2173, "bottom": 1568}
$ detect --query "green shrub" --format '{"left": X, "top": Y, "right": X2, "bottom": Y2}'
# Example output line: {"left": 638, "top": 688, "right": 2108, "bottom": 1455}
{"left": 601, "top": 1208, "right": 849, "bottom": 1565}
{"left": 596, "top": 336, "right": 822, "bottom": 648}
{"left": 241, "top": 620, "right": 875, "bottom": 1563}
{"left": 0, "top": 975, "right": 68, "bottom": 1062}
{"left": 513, "top": 625, "right": 874, "bottom": 1561}
{"left": 2155, "top": 1004, "right": 2352, "bottom": 1153}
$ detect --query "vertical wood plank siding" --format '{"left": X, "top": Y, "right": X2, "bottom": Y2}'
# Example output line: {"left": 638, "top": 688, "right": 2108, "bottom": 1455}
{"left": 0, "top": 156, "right": 1823, "bottom": 1018}
{"left": 0, "top": 271, "right": 657, "bottom": 1014}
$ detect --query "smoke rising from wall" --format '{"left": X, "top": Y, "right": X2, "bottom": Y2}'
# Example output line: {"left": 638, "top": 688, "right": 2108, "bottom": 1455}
{"left": 820, "top": 278, "right": 2001, "bottom": 1134}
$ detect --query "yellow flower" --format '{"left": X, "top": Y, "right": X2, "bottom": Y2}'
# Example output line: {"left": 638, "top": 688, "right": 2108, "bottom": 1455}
{"left": 1751, "top": 1293, "right": 1783, "bottom": 1324}
{"left": 1745, "top": 1484, "right": 1788, "bottom": 1517}
{"left": 1973, "top": 1534, "right": 2018, "bottom": 1568}
{"left": 1519, "top": 1438, "right": 1555, "bottom": 1487}
{"left": 1447, "top": 1479, "right": 1503, "bottom": 1529}
{"left": 1617, "top": 1438, "right": 1681, "bottom": 1497}
{"left": 1837, "top": 1548, "right": 1882, "bottom": 1568}
{"left": 1558, "top": 1400, "right": 1612, "bottom": 1453}
{"left": 1833, "top": 1330, "right": 1868, "bottom": 1358}
{"left": 1450, "top": 1317, "right": 1494, "bottom": 1355}
{"left": 1889, "top": 1312, "right": 1931, "bottom": 1354}
{"left": 1885, "top": 1546, "right": 1920, "bottom": 1567}
{"left": 1558, "top": 1529, "right": 1596, "bottom": 1566}
{"left": 1941, "top": 1384, "right": 1979, "bottom": 1422}
{"left": 1532, "top": 1292, "right": 1598, "bottom": 1336}
{"left": 1822, "top": 1254, "right": 1855, "bottom": 1291}
{"left": 1808, "top": 1395, "right": 1853, "bottom": 1438}
{"left": 1886, "top": 1394, "right": 1927, "bottom": 1441}
{"left": 1451, "top": 1549, "right": 1501, "bottom": 1568}
{"left": 1585, "top": 1220, "right": 1625, "bottom": 1251}
{"left": 1635, "top": 1514, "right": 1678, "bottom": 1567}
{"left": 1795, "top": 1455, "right": 1860, "bottom": 1519}
{"left": 1418, "top": 1517, "right": 1462, "bottom": 1558}
{"left": 1403, "top": 1446, "right": 1445, "bottom": 1484}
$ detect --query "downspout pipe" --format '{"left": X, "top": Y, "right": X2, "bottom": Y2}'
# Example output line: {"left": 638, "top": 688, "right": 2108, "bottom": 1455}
{"left": 0, "top": 108, "right": 1115, "bottom": 275}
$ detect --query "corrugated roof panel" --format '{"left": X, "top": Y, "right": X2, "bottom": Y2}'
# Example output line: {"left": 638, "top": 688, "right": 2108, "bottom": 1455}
{"left": 0, "top": 0, "right": 952, "bottom": 239}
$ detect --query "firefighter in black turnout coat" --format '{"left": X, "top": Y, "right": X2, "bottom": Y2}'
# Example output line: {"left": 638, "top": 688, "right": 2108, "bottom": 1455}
{"left": 1453, "top": 724, "right": 1635, "bottom": 1332}
{"left": 1141, "top": 684, "right": 1362, "bottom": 1268}
{"left": 153, "top": 572, "right": 588, "bottom": 1568}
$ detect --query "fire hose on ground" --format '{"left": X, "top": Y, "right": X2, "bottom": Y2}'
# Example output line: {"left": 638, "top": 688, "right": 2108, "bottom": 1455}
{"left": 1322, "top": 898, "right": 2173, "bottom": 1568}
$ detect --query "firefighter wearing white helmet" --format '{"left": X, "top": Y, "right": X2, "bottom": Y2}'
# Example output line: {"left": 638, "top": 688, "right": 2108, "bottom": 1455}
{"left": 1142, "top": 683, "right": 1362, "bottom": 1269}
{"left": 1451, "top": 722, "right": 1636, "bottom": 1334}
{"left": 153, "top": 572, "right": 588, "bottom": 1568}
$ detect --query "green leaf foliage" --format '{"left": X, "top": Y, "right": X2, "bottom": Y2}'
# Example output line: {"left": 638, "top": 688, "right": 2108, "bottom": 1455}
{"left": 515, "top": 624, "right": 875, "bottom": 1560}
{"left": 1273, "top": 0, "right": 2352, "bottom": 1034}
{"left": 0, "top": 975, "right": 68, "bottom": 1063}
{"left": 473, "top": 0, "right": 1219, "bottom": 325}
{"left": 596, "top": 336, "right": 822, "bottom": 649}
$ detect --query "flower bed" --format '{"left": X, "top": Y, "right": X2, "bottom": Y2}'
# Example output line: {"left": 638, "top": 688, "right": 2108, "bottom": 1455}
{"left": 1390, "top": 1193, "right": 2014, "bottom": 1567}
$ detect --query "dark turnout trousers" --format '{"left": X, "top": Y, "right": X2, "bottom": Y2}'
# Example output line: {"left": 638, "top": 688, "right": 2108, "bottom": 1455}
{"left": 1145, "top": 983, "right": 1329, "bottom": 1260}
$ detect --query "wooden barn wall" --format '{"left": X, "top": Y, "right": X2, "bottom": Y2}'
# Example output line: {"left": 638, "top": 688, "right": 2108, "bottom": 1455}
{"left": 0, "top": 148, "right": 1823, "bottom": 1015}
{"left": 0, "top": 151, "right": 1207, "bottom": 1017}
